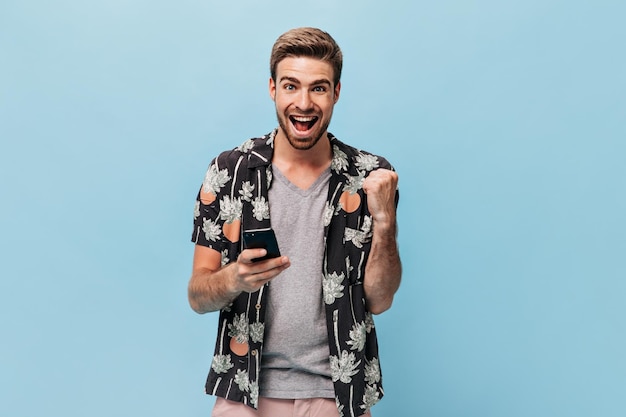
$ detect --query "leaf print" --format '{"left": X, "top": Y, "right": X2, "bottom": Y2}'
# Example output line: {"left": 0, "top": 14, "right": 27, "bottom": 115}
{"left": 346, "top": 321, "right": 366, "bottom": 352}
{"left": 344, "top": 215, "right": 373, "bottom": 248}
{"left": 252, "top": 196, "right": 270, "bottom": 221}
{"left": 364, "top": 357, "right": 381, "bottom": 384}
{"left": 234, "top": 369, "right": 250, "bottom": 392}
{"left": 330, "top": 350, "right": 361, "bottom": 384}
{"left": 335, "top": 397, "right": 344, "bottom": 417}
{"left": 355, "top": 152, "right": 380, "bottom": 172}
{"left": 361, "top": 215, "right": 372, "bottom": 234}
{"left": 323, "top": 202, "right": 335, "bottom": 227}
{"left": 219, "top": 196, "right": 243, "bottom": 223}
{"left": 220, "top": 249, "right": 230, "bottom": 266}
{"left": 323, "top": 271, "right": 345, "bottom": 305}
{"left": 228, "top": 313, "right": 249, "bottom": 344}
{"left": 249, "top": 380, "right": 259, "bottom": 408}
{"left": 249, "top": 322, "right": 264, "bottom": 344}
{"left": 237, "top": 139, "right": 255, "bottom": 153}
{"left": 361, "top": 383, "right": 381, "bottom": 410}
{"left": 202, "top": 218, "right": 221, "bottom": 242}
{"left": 331, "top": 144, "right": 349, "bottom": 173}
{"left": 203, "top": 163, "right": 230, "bottom": 195}
{"left": 344, "top": 256, "right": 354, "bottom": 276}
{"left": 266, "top": 168, "right": 273, "bottom": 188}
{"left": 364, "top": 312, "right": 375, "bottom": 333}
{"left": 344, "top": 227, "right": 370, "bottom": 249}
{"left": 211, "top": 354, "right": 234, "bottom": 374}
{"left": 239, "top": 181, "right": 254, "bottom": 201}
{"left": 342, "top": 171, "right": 366, "bottom": 193}
{"left": 193, "top": 201, "right": 200, "bottom": 220}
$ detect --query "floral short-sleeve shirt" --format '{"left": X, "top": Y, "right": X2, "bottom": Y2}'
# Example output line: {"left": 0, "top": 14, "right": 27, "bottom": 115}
{"left": 191, "top": 129, "right": 398, "bottom": 417}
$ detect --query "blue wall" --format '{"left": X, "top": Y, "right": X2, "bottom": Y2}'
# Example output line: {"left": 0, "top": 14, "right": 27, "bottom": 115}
{"left": 1, "top": 1, "right": 624, "bottom": 416}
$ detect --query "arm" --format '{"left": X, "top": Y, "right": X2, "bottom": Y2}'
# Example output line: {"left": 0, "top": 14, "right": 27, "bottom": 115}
{"left": 188, "top": 245, "right": 290, "bottom": 314}
{"left": 362, "top": 168, "right": 402, "bottom": 315}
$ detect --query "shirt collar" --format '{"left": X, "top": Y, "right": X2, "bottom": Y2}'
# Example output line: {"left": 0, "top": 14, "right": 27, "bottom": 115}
{"left": 246, "top": 129, "right": 346, "bottom": 173}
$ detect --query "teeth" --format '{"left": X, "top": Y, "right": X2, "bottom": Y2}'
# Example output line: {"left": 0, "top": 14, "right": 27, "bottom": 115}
{"left": 292, "top": 116, "right": 315, "bottom": 122}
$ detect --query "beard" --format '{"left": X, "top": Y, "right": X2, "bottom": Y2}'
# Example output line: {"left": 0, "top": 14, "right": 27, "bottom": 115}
{"left": 276, "top": 110, "right": 331, "bottom": 151}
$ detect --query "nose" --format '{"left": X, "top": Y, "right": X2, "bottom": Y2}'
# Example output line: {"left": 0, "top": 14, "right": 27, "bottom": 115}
{"left": 295, "top": 90, "right": 312, "bottom": 111}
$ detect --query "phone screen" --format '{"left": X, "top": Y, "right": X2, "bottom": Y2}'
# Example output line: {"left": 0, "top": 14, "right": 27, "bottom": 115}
{"left": 242, "top": 229, "right": 281, "bottom": 262}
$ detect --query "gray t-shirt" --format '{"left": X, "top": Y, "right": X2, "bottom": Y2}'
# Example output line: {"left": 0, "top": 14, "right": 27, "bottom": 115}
{"left": 259, "top": 165, "right": 334, "bottom": 399}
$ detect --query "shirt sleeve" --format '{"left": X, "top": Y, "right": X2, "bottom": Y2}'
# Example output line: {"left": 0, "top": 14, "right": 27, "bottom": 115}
{"left": 191, "top": 156, "right": 230, "bottom": 254}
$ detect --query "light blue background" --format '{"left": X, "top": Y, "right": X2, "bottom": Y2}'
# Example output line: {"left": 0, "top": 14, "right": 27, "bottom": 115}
{"left": 1, "top": 1, "right": 624, "bottom": 416}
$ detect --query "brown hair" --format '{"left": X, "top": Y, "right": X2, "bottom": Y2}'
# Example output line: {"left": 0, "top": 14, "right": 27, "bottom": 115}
{"left": 270, "top": 27, "right": 343, "bottom": 86}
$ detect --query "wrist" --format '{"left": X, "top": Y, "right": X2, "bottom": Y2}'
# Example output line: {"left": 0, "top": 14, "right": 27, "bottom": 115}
{"left": 372, "top": 216, "right": 397, "bottom": 234}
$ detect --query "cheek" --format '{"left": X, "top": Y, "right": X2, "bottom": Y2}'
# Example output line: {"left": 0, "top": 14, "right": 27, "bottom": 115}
{"left": 274, "top": 96, "right": 289, "bottom": 111}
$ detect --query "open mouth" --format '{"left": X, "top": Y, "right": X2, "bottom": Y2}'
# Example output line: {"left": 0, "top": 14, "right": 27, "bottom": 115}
{"left": 289, "top": 115, "right": 318, "bottom": 132}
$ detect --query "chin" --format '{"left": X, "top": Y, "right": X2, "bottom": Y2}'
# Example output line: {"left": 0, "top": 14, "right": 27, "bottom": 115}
{"left": 287, "top": 135, "right": 321, "bottom": 151}
{"left": 277, "top": 112, "right": 331, "bottom": 151}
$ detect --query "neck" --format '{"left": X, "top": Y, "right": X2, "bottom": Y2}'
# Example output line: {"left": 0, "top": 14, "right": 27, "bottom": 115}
{"left": 272, "top": 128, "right": 333, "bottom": 190}
{"left": 273, "top": 128, "right": 333, "bottom": 170}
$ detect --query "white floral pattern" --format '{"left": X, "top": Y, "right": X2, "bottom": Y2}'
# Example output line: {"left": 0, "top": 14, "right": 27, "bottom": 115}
{"left": 234, "top": 369, "right": 250, "bottom": 392}
{"left": 237, "top": 139, "right": 255, "bottom": 153}
{"left": 227, "top": 313, "right": 249, "bottom": 343}
{"left": 202, "top": 163, "right": 230, "bottom": 194}
{"left": 331, "top": 144, "right": 349, "bottom": 173}
{"left": 355, "top": 152, "right": 380, "bottom": 171}
{"left": 202, "top": 218, "right": 221, "bottom": 242}
{"left": 364, "top": 357, "right": 381, "bottom": 384}
{"left": 344, "top": 228, "right": 368, "bottom": 248}
{"left": 219, "top": 196, "right": 242, "bottom": 223}
{"left": 249, "top": 322, "right": 264, "bottom": 344}
{"left": 323, "top": 271, "right": 345, "bottom": 305}
{"left": 361, "top": 383, "right": 380, "bottom": 410}
{"left": 239, "top": 181, "right": 254, "bottom": 201}
{"left": 220, "top": 249, "right": 229, "bottom": 266}
{"left": 343, "top": 170, "right": 366, "bottom": 193}
{"left": 251, "top": 196, "right": 270, "bottom": 221}
{"left": 347, "top": 322, "right": 367, "bottom": 352}
{"left": 330, "top": 350, "right": 361, "bottom": 383}
{"left": 211, "top": 354, "right": 234, "bottom": 374}
{"left": 323, "top": 201, "right": 335, "bottom": 227}
{"left": 193, "top": 201, "right": 200, "bottom": 220}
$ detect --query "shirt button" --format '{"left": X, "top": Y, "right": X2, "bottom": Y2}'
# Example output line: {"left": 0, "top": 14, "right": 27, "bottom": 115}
{"left": 255, "top": 303, "right": 261, "bottom": 310}
{"left": 251, "top": 349, "right": 257, "bottom": 356}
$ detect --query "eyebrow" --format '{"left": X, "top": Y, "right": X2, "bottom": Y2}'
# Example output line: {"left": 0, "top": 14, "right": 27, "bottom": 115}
{"left": 279, "top": 76, "right": 332, "bottom": 87}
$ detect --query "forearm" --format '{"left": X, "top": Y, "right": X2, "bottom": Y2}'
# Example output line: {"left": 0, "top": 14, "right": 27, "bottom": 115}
{"left": 364, "top": 219, "right": 402, "bottom": 315}
{"left": 188, "top": 264, "right": 240, "bottom": 314}
{"left": 188, "top": 246, "right": 291, "bottom": 314}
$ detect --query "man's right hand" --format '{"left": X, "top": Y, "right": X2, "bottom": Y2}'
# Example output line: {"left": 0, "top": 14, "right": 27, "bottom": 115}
{"left": 188, "top": 245, "right": 290, "bottom": 313}
{"left": 231, "top": 249, "right": 291, "bottom": 293}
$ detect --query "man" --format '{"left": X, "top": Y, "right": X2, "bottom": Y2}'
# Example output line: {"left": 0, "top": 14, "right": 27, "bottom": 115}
{"left": 188, "top": 27, "right": 401, "bottom": 417}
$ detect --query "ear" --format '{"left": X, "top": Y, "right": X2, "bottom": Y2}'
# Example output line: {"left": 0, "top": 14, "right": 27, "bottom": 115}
{"left": 333, "top": 81, "right": 341, "bottom": 103}
{"left": 269, "top": 77, "right": 276, "bottom": 101}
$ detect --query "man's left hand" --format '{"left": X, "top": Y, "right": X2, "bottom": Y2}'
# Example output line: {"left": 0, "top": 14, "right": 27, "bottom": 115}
{"left": 362, "top": 168, "right": 398, "bottom": 226}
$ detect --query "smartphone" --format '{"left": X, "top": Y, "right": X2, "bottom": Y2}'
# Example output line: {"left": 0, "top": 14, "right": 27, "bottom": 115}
{"left": 242, "top": 228, "right": 281, "bottom": 262}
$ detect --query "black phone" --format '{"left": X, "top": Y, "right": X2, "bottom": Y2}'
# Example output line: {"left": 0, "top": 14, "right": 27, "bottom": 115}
{"left": 242, "top": 229, "right": 281, "bottom": 262}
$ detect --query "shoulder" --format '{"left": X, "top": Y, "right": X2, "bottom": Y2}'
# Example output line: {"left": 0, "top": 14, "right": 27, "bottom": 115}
{"left": 210, "top": 132, "right": 275, "bottom": 171}
{"left": 329, "top": 133, "right": 395, "bottom": 173}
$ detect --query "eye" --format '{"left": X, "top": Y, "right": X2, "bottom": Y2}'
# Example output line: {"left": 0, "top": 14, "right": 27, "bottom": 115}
{"left": 284, "top": 84, "right": 295, "bottom": 91}
{"left": 313, "top": 86, "right": 327, "bottom": 92}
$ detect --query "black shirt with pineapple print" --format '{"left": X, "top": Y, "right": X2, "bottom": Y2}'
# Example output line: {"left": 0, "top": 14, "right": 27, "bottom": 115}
{"left": 191, "top": 129, "right": 398, "bottom": 417}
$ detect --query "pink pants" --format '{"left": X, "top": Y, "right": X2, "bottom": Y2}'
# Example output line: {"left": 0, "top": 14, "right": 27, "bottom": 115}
{"left": 211, "top": 397, "right": 373, "bottom": 417}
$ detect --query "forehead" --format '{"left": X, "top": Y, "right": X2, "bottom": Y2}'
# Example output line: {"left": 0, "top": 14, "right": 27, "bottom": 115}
{"left": 275, "top": 56, "right": 334, "bottom": 84}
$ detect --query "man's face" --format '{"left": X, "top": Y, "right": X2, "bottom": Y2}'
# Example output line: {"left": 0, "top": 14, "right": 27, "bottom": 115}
{"left": 270, "top": 56, "right": 341, "bottom": 151}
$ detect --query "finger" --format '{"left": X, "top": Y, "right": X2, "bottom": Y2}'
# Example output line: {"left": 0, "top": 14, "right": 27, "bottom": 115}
{"left": 248, "top": 256, "right": 290, "bottom": 274}
{"left": 238, "top": 248, "right": 268, "bottom": 264}
{"left": 248, "top": 257, "right": 290, "bottom": 278}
